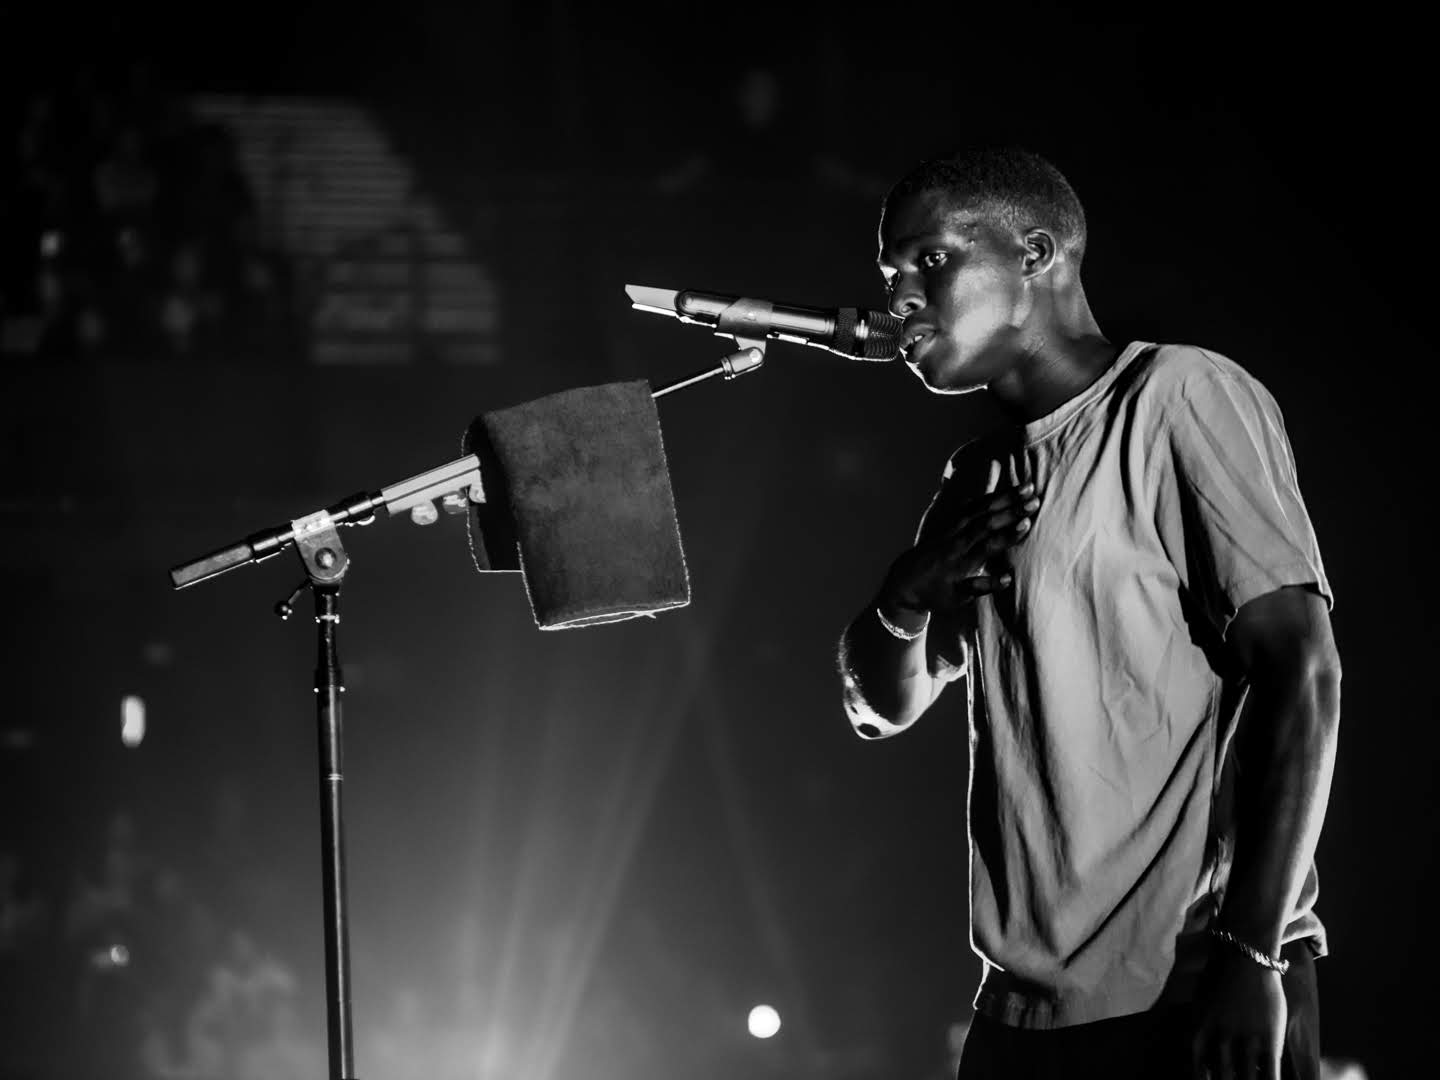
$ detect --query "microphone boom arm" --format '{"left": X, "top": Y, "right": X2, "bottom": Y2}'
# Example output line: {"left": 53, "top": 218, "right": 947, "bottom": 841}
{"left": 168, "top": 360, "right": 762, "bottom": 590}
{"left": 169, "top": 456, "right": 486, "bottom": 589}
{"left": 174, "top": 282, "right": 843, "bottom": 590}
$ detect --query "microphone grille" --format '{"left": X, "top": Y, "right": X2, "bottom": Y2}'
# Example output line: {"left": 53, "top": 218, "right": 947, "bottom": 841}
{"left": 832, "top": 306, "right": 860, "bottom": 356}
{"left": 859, "top": 311, "right": 903, "bottom": 360}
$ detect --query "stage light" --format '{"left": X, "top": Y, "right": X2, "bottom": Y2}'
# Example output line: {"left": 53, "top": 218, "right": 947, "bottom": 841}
{"left": 90, "top": 943, "right": 130, "bottom": 969}
{"left": 122, "top": 695, "right": 145, "bottom": 747}
{"left": 747, "top": 1004, "right": 781, "bottom": 1039}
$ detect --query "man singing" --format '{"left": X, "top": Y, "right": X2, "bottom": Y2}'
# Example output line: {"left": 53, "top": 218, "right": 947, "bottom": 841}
{"left": 838, "top": 146, "right": 1340, "bottom": 1079}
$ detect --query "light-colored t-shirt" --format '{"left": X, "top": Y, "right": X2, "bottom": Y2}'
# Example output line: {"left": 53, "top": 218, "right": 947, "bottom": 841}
{"left": 907, "top": 341, "right": 1332, "bottom": 1029}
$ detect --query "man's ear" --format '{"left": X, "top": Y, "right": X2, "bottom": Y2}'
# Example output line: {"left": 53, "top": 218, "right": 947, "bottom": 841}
{"left": 1020, "top": 228, "right": 1058, "bottom": 280}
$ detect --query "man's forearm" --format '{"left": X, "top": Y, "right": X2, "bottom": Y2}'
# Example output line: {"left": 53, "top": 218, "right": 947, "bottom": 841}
{"left": 839, "top": 599, "right": 944, "bottom": 737}
{"left": 1216, "top": 656, "right": 1341, "bottom": 955}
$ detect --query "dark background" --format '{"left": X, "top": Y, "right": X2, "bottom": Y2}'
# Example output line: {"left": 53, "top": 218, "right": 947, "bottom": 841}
{"left": 1, "top": 3, "right": 1431, "bottom": 1077}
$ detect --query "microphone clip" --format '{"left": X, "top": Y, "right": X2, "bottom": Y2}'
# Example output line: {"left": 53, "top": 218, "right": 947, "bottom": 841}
{"left": 628, "top": 285, "right": 767, "bottom": 398}
{"left": 714, "top": 295, "right": 774, "bottom": 355}
{"left": 713, "top": 296, "right": 769, "bottom": 378}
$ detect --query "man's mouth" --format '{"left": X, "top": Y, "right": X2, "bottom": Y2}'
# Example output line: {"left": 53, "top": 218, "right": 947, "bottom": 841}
{"left": 901, "top": 326, "right": 935, "bottom": 359}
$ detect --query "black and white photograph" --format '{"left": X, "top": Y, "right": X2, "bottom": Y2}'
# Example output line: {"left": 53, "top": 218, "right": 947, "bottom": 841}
{"left": 0, "top": 4, "right": 1426, "bottom": 1078}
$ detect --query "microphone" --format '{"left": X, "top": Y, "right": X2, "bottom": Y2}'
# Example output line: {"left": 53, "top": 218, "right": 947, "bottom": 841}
{"left": 626, "top": 285, "right": 902, "bottom": 360}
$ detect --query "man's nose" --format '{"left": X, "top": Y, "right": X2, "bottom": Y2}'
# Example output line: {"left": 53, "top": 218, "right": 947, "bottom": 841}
{"left": 888, "top": 277, "right": 924, "bottom": 318}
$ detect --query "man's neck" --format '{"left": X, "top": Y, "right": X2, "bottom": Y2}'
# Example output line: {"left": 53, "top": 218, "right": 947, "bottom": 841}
{"left": 987, "top": 329, "right": 1120, "bottom": 425}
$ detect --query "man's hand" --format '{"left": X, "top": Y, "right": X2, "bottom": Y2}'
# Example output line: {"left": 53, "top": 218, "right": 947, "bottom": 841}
{"left": 840, "top": 460, "right": 1041, "bottom": 735}
{"left": 879, "top": 476, "right": 1040, "bottom": 621}
{"left": 1190, "top": 952, "right": 1287, "bottom": 1079}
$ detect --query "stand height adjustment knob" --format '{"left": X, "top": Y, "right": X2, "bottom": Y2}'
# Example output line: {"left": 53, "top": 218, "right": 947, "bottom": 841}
{"left": 274, "top": 581, "right": 308, "bottom": 621}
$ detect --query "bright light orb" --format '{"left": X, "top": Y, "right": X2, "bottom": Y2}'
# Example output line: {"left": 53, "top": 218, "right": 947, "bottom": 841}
{"left": 747, "top": 1004, "right": 781, "bottom": 1039}
{"left": 121, "top": 696, "right": 145, "bottom": 748}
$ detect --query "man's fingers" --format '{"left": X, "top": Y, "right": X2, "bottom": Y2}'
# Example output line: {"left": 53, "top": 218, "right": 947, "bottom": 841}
{"left": 981, "top": 518, "right": 1030, "bottom": 553}
{"left": 967, "top": 481, "right": 1037, "bottom": 521}
{"left": 914, "top": 481, "right": 1040, "bottom": 608}
{"left": 930, "top": 508, "right": 1033, "bottom": 586}
{"left": 947, "top": 489, "right": 1039, "bottom": 545}
{"left": 960, "top": 573, "right": 1013, "bottom": 597}
{"left": 922, "top": 573, "right": 1011, "bottom": 615}
{"left": 969, "top": 508, "right": 1025, "bottom": 540}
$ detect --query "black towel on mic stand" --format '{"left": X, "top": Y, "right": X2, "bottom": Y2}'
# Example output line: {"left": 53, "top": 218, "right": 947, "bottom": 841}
{"left": 462, "top": 380, "right": 690, "bottom": 629}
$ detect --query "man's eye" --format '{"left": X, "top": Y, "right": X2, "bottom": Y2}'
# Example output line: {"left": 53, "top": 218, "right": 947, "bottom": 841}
{"left": 919, "top": 252, "right": 947, "bottom": 270}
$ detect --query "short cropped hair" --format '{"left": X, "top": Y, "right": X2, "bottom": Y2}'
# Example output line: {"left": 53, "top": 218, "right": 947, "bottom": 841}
{"left": 884, "top": 146, "right": 1088, "bottom": 266}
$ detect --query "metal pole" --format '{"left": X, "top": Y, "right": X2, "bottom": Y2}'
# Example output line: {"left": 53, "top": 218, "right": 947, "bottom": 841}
{"left": 314, "top": 583, "right": 356, "bottom": 1079}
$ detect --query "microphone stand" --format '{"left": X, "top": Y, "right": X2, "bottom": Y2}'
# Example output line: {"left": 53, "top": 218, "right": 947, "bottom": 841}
{"left": 167, "top": 339, "right": 766, "bottom": 1080}
{"left": 285, "top": 531, "right": 356, "bottom": 1078}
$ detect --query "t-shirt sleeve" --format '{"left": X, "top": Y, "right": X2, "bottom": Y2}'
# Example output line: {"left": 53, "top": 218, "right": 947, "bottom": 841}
{"left": 1164, "top": 361, "right": 1333, "bottom": 639}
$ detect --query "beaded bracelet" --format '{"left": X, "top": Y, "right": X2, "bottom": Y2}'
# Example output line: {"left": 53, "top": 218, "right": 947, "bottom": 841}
{"left": 1209, "top": 927, "right": 1290, "bottom": 975}
{"left": 875, "top": 605, "right": 930, "bottom": 642}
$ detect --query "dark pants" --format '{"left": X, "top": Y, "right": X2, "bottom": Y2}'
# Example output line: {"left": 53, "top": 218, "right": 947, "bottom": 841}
{"left": 956, "top": 944, "right": 1320, "bottom": 1079}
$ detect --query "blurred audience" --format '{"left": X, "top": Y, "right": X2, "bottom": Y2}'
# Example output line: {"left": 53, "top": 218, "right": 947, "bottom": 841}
{"left": 1, "top": 60, "right": 298, "bottom": 366}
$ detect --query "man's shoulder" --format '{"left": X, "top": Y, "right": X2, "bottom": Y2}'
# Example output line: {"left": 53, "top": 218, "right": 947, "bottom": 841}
{"left": 1152, "top": 347, "right": 1296, "bottom": 446}
{"left": 938, "top": 342, "right": 1255, "bottom": 463}
{"left": 1127, "top": 342, "right": 1270, "bottom": 403}
{"left": 935, "top": 342, "right": 1273, "bottom": 488}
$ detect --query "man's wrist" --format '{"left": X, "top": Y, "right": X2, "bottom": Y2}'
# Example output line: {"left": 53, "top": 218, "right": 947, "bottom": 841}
{"left": 1209, "top": 927, "right": 1290, "bottom": 975}
{"left": 875, "top": 594, "right": 931, "bottom": 639}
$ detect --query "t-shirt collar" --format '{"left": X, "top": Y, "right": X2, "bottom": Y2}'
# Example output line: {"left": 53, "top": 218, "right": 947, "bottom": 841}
{"left": 1019, "top": 340, "right": 1153, "bottom": 446}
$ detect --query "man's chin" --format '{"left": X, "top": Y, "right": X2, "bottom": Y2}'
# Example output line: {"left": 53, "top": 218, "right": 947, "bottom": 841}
{"left": 909, "top": 359, "right": 986, "bottom": 396}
